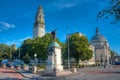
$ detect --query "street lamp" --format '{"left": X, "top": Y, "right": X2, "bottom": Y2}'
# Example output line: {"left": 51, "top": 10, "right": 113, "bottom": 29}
{"left": 67, "top": 34, "right": 70, "bottom": 70}
{"left": 34, "top": 53, "right": 37, "bottom": 65}
{"left": 18, "top": 48, "right": 20, "bottom": 59}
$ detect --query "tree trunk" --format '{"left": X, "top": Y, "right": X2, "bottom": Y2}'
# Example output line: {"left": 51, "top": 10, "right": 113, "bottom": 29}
{"left": 38, "top": 58, "right": 41, "bottom": 66}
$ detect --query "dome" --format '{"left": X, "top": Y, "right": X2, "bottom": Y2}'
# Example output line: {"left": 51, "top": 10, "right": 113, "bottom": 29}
{"left": 91, "top": 34, "right": 107, "bottom": 42}
{"left": 90, "top": 28, "right": 107, "bottom": 43}
{"left": 49, "top": 42, "right": 61, "bottom": 47}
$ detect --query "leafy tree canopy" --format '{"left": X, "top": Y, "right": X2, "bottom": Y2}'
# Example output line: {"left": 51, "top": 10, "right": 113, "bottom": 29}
{"left": 97, "top": 0, "right": 120, "bottom": 23}
{"left": 111, "top": 50, "right": 118, "bottom": 57}
{"left": 20, "top": 33, "right": 63, "bottom": 63}
{"left": 67, "top": 34, "right": 93, "bottom": 66}
{"left": 0, "top": 44, "right": 16, "bottom": 61}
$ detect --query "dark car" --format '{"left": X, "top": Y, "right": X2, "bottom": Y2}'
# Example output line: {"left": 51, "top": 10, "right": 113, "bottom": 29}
{"left": 12, "top": 60, "right": 24, "bottom": 68}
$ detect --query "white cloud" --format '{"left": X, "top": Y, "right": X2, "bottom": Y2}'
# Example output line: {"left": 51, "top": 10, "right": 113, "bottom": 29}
{"left": 0, "top": 22, "right": 15, "bottom": 31}
{"left": 53, "top": 0, "right": 77, "bottom": 9}
{"left": 56, "top": 2, "right": 76, "bottom": 9}
{"left": 50, "top": 0, "right": 96, "bottom": 10}
{"left": 5, "top": 36, "right": 32, "bottom": 47}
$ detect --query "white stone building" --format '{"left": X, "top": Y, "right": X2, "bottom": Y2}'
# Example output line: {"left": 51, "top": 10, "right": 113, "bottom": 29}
{"left": 90, "top": 28, "right": 111, "bottom": 64}
{"left": 87, "top": 45, "right": 95, "bottom": 65}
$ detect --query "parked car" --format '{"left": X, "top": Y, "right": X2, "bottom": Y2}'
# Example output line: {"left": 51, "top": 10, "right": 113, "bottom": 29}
{"left": 6, "top": 62, "right": 12, "bottom": 67}
{"left": 2, "top": 59, "right": 8, "bottom": 65}
{"left": 12, "top": 60, "right": 24, "bottom": 68}
{"left": 1, "top": 59, "right": 13, "bottom": 67}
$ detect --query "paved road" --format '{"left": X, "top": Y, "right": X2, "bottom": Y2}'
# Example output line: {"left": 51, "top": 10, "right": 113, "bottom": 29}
{"left": 0, "top": 68, "right": 27, "bottom": 80}
{"left": 0, "top": 65, "right": 120, "bottom": 80}
{"left": 66, "top": 66, "right": 120, "bottom": 80}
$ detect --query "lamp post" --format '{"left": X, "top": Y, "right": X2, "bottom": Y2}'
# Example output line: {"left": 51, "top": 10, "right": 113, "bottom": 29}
{"left": 67, "top": 34, "right": 70, "bottom": 70}
{"left": 34, "top": 53, "right": 37, "bottom": 65}
{"left": 18, "top": 48, "right": 20, "bottom": 60}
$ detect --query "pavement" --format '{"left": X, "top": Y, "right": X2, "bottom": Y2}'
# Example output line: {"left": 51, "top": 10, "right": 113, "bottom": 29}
{"left": 16, "top": 69, "right": 76, "bottom": 79}
{"left": 0, "top": 65, "right": 120, "bottom": 80}
{"left": 15, "top": 66, "right": 110, "bottom": 78}
{"left": 16, "top": 69, "right": 40, "bottom": 78}
{"left": 15, "top": 68, "right": 83, "bottom": 80}
{"left": 0, "top": 68, "right": 27, "bottom": 80}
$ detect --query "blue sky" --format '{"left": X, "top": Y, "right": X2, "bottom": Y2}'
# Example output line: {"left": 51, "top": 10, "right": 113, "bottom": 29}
{"left": 0, "top": 0, "right": 120, "bottom": 54}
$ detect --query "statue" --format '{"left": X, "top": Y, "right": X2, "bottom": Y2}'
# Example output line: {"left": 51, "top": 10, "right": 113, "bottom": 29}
{"left": 51, "top": 30, "right": 56, "bottom": 41}
{"left": 46, "top": 29, "right": 63, "bottom": 74}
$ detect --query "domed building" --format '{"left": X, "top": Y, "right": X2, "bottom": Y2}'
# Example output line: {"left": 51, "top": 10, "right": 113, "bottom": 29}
{"left": 90, "top": 28, "right": 111, "bottom": 65}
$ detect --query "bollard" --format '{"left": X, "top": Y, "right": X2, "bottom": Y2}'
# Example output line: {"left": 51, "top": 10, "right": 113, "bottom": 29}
{"left": 103, "top": 65, "right": 106, "bottom": 68}
{"left": 71, "top": 68, "right": 77, "bottom": 73}
{"left": 2, "top": 64, "right": 6, "bottom": 68}
{"left": 24, "top": 66, "right": 29, "bottom": 70}
{"left": 11, "top": 66, "right": 14, "bottom": 69}
{"left": 32, "top": 66, "right": 37, "bottom": 74}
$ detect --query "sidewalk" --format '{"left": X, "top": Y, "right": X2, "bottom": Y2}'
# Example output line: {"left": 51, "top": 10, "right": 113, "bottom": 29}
{"left": 16, "top": 69, "right": 71, "bottom": 80}
{"left": 13, "top": 66, "right": 109, "bottom": 78}
{"left": 16, "top": 69, "right": 40, "bottom": 78}
{"left": 14, "top": 65, "right": 118, "bottom": 80}
{"left": 0, "top": 68, "right": 26, "bottom": 79}
{"left": 16, "top": 69, "right": 83, "bottom": 80}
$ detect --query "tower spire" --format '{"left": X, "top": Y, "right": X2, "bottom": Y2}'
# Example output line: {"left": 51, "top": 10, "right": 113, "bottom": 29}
{"left": 35, "top": 5, "right": 44, "bottom": 26}
{"left": 96, "top": 27, "right": 99, "bottom": 35}
{"left": 33, "top": 5, "right": 45, "bottom": 38}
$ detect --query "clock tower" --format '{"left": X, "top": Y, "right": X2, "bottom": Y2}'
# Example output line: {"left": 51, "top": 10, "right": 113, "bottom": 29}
{"left": 33, "top": 5, "right": 45, "bottom": 38}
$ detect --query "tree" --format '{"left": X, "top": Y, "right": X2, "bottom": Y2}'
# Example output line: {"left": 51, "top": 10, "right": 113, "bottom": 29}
{"left": 97, "top": 0, "right": 120, "bottom": 23}
{"left": 20, "top": 38, "right": 35, "bottom": 61}
{"left": 0, "top": 44, "right": 16, "bottom": 61}
{"left": 111, "top": 50, "right": 118, "bottom": 57}
{"left": 23, "top": 53, "right": 30, "bottom": 64}
{"left": 61, "top": 42, "right": 66, "bottom": 59}
{"left": 20, "top": 33, "right": 63, "bottom": 64}
{"left": 11, "top": 44, "right": 17, "bottom": 60}
{"left": 68, "top": 34, "right": 93, "bottom": 67}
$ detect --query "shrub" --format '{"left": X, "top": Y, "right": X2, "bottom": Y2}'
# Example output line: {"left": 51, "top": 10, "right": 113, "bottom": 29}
{"left": 37, "top": 65, "right": 46, "bottom": 70}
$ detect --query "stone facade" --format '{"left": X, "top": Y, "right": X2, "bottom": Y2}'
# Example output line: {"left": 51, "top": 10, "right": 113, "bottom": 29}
{"left": 88, "top": 45, "right": 95, "bottom": 65}
{"left": 46, "top": 42, "right": 63, "bottom": 71}
{"left": 90, "top": 28, "right": 111, "bottom": 64}
{"left": 33, "top": 6, "right": 45, "bottom": 38}
{"left": 68, "top": 32, "right": 84, "bottom": 37}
